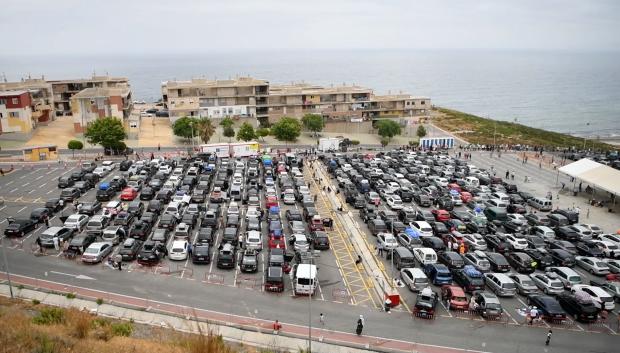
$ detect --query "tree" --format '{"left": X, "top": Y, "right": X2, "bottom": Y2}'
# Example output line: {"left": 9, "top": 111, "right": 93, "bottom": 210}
{"left": 84, "top": 117, "right": 126, "bottom": 149}
{"left": 416, "top": 125, "right": 427, "bottom": 139}
{"left": 236, "top": 122, "right": 256, "bottom": 142}
{"left": 270, "top": 117, "right": 301, "bottom": 143}
{"left": 172, "top": 116, "right": 199, "bottom": 140}
{"left": 196, "top": 118, "right": 216, "bottom": 144}
{"left": 301, "top": 114, "right": 324, "bottom": 137}
{"left": 376, "top": 119, "right": 401, "bottom": 143}
{"left": 67, "top": 140, "right": 83, "bottom": 157}
{"left": 220, "top": 117, "right": 234, "bottom": 128}
{"left": 223, "top": 125, "right": 235, "bottom": 142}
{"left": 256, "top": 128, "right": 270, "bottom": 142}
{"left": 380, "top": 137, "right": 390, "bottom": 148}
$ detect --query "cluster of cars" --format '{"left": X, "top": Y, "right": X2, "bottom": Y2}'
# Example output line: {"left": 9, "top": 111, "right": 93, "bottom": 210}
{"left": 5, "top": 151, "right": 332, "bottom": 296}
{"left": 326, "top": 150, "right": 619, "bottom": 322}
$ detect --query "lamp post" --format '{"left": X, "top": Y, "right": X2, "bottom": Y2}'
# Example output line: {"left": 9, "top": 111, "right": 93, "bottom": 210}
{"left": 0, "top": 201, "right": 14, "bottom": 299}
{"left": 583, "top": 122, "right": 590, "bottom": 151}
{"left": 308, "top": 250, "right": 313, "bottom": 353}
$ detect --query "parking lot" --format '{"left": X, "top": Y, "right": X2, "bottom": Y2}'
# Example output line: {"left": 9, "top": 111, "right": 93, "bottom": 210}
{"left": 314, "top": 148, "right": 620, "bottom": 335}
{"left": 0, "top": 153, "right": 381, "bottom": 310}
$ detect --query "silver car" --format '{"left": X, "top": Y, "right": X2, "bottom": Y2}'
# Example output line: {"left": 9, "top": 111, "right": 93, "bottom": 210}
{"left": 530, "top": 273, "right": 564, "bottom": 295}
{"left": 508, "top": 274, "right": 539, "bottom": 295}
{"left": 575, "top": 256, "right": 610, "bottom": 275}
{"left": 81, "top": 242, "right": 114, "bottom": 263}
{"left": 289, "top": 220, "right": 305, "bottom": 234}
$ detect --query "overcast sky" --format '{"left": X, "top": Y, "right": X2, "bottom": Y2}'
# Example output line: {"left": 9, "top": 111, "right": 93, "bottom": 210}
{"left": 2, "top": 0, "right": 618, "bottom": 55}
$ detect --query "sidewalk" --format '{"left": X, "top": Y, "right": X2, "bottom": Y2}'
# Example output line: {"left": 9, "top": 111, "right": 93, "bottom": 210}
{"left": 0, "top": 273, "right": 487, "bottom": 353}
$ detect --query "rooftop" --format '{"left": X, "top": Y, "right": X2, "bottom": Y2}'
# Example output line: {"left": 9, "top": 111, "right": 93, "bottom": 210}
{"left": 371, "top": 94, "right": 429, "bottom": 102}
{"left": 72, "top": 87, "right": 131, "bottom": 99}
{"left": 48, "top": 75, "right": 128, "bottom": 84}
{"left": 163, "top": 77, "right": 269, "bottom": 89}
{"left": 0, "top": 90, "right": 28, "bottom": 96}
{"left": 269, "top": 83, "right": 372, "bottom": 96}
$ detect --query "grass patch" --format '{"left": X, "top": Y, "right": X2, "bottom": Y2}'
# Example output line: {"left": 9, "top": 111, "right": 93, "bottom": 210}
{"left": 434, "top": 107, "right": 616, "bottom": 150}
{"left": 33, "top": 307, "right": 64, "bottom": 325}
{"left": 110, "top": 322, "right": 133, "bottom": 337}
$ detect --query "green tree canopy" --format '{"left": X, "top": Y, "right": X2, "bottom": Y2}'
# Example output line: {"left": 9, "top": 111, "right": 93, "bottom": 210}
{"left": 223, "top": 125, "right": 235, "bottom": 142}
{"left": 376, "top": 120, "right": 401, "bottom": 141}
{"left": 416, "top": 125, "right": 427, "bottom": 139}
{"left": 301, "top": 114, "right": 324, "bottom": 136}
{"left": 84, "top": 117, "right": 126, "bottom": 149}
{"left": 196, "top": 118, "right": 216, "bottom": 144}
{"left": 256, "top": 128, "right": 270, "bottom": 142}
{"left": 220, "top": 117, "right": 234, "bottom": 128}
{"left": 271, "top": 117, "right": 301, "bottom": 143}
{"left": 172, "top": 116, "right": 199, "bottom": 139}
{"left": 236, "top": 122, "right": 256, "bottom": 141}
{"left": 380, "top": 137, "right": 390, "bottom": 147}
{"left": 67, "top": 139, "right": 83, "bottom": 157}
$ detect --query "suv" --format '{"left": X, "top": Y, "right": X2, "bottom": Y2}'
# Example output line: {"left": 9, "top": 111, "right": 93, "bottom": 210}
{"left": 463, "top": 251, "right": 491, "bottom": 272}
{"left": 453, "top": 265, "right": 485, "bottom": 293}
{"left": 473, "top": 292, "right": 503, "bottom": 318}
{"left": 217, "top": 243, "right": 236, "bottom": 269}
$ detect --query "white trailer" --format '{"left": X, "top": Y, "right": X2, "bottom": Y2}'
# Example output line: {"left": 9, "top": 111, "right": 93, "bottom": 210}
{"left": 318, "top": 137, "right": 341, "bottom": 152}
{"left": 230, "top": 142, "right": 260, "bottom": 157}
{"left": 200, "top": 143, "right": 230, "bottom": 158}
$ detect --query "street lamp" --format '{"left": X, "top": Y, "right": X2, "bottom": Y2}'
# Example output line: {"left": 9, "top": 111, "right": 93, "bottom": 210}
{"left": 583, "top": 122, "right": 590, "bottom": 151}
{"left": 0, "top": 200, "right": 14, "bottom": 298}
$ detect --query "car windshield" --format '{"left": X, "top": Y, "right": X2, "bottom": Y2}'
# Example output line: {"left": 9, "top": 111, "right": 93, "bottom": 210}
{"left": 595, "top": 262, "right": 607, "bottom": 268}
{"left": 568, "top": 276, "right": 581, "bottom": 283}
{"left": 551, "top": 281, "right": 563, "bottom": 288}
{"left": 486, "top": 303, "right": 502, "bottom": 310}
{"left": 84, "top": 248, "right": 99, "bottom": 254}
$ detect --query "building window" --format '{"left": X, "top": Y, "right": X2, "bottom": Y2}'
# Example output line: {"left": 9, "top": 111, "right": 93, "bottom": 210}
{"left": 9, "top": 112, "right": 20, "bottom": 118}
{"left": 421, "top": 101, "right": 425, "bottom": 105}
{"left": 129, "top": 122, "right": 138, "bottom": 128}
{"left": 0, "top": 99, "right": 6, "bottom": 105}
{"left": 12, "top": 98, "right": 19, "bottom": 105}
{"left": 0, "top": 112, "right": 3, "bottom": 118}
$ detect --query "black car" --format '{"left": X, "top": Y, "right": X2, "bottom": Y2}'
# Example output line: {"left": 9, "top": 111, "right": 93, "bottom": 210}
{"left": 127, "top": 201, "right": 145, "bottom": 218}
{"left": 485, "top": 252, "right": 511, "bottom": 272}
{"left": 507, "top": 203, "right": 527, "bottom": 214}
{"left": 159, "top": 214, "right": 177, "bottom": 230}
{"left": 146, "top": 200, "right": 163, "bottom": 215}
{"left": 549, "top": 249, "right": 576, "bottom": 267}
{"left": 527, "top": 294, "right": 567, "bottom": 322}
{"left": 398, "top": 208, "right": 417, "bottom": 224}
{"left": 360, "top": 205, "right": 378, "bottom": 223}
{"left": 140, "top": 187, "right": 155, "bottom": 200}
{"left": 240, "top": 249, "right": 259, "bottom": 273}
{"left": 183, "top": 213, "right": 199, "bottom": 229}
{"left": 217, "top": 243, "right": 236, "bottom": 269}
{"left": 196, "top": 227, "right": 215, "bottom": 245}
{"left": 44, "top": 198, "right": 63, "bottom": 213}
{"left": 118, "top": 238, "right": 143, "bottom": 261}
{"left": 452, "top": 266, "right": 485, "bottom": 293}
{"left": 191, "top": 243, "right": 211, "bottom": 264}
{"left": 437, "top": 197, "right": 454, "bottom": 211}
{"left": 557, "top": 293, "right": 600, "bottom": 323}
{"left": 414, "top": 193, "right": 432, "bottom": 207}
{"left": 137, "top": 240, "right": 165, "bottom": 265}
{"left": 151, "top": 228, "right": 169, "bottom": 244}
{"left": 30, "top": 208, "right": 51, "bottom": 223}
{"left": 421, "top": 237, "right": 446, "bottom": 252}
{"left": 524, "top": 213, "right": 551, "bottom": 227}
{"left": 506, "top": 252, "right": 536, "bottom": 273}
{"left": 556, "top": 226, "right": 579, "bottom": 242}
{"left": 551, "top": 209, "right": 579, "bottom": 225}
{"left": 416, "top": 209, "right": 435, "bottom": 224}
{"left": 437, "top": 251, "right": 465, "bottom": 270}
{"left": 96, "top": 187, "right": 116, "bottom": 201}
{"left": 109, "top": 177, "right": 127, "bottom": 192}
{"left": 503, "top": 220, "right": 527, "bottom": 233}
{"left": 79, "top": 201, "right": 102, "bottom": 216}
{"left": 548, "top": 240, "right": 577, "bottom": 254}
{"left": 4, "top": 218, "right": 38, "bottom": 237}
{"left": 432, "top": 222, "right": 450, "bottom": 237}
{"left": 68, "top": 233, "right": 97, "bottom": 254}
{"left": 70, "top": 170, "right": 86, "bottom": 181}
{"left": 191, "top": 189, "right": 207, "bottom": 203}
{"left": 58, "top": 176, "right": 75, "bottom": 188}
{"left": 141, "top": 212, "right": 157, "bottom": 226}
{"left": 119, "top": 160, "right": 133, "bottom": 171}
{"left": 575, "top": 241, "right": 604, "bottom": 258}
{"left": 130, "top": 220, "right": 152, "bottom": 240}
{"left": 313, "top": 231, "right": 330, "bottom": 250}
{"left": 523, "top": 248, "right": 554, "bottom": 269}
{"left": 156, "top": 189, "right": 173, "bottom": 203}
{"left": 60, "top": 187, "right": 81, "bottom": 202}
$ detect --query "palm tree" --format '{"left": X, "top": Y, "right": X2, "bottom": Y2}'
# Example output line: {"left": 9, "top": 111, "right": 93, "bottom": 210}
{"left": 196, "top": 118, "right": 216, "bottom": 144}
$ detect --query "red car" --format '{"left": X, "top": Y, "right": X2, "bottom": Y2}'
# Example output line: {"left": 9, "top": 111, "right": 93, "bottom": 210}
{"left": 266, "top": 196, "right": 278, "bottom": 209}
{"left": 432, "top": 209, "right": 450, "bottom": 222}
{"left": 460, "top": 192, "right": 473, "bottom": 203}
{"left": 268, "top": 235, "right": 286, "bottom": 250}
{"left": 448, "top": 183, "right": 462, "bottom": 193}
{"left": 309, "top": 215, "right": 325, "bottom": 232}
{"left": 441, "top": 285, "right": 468, "bottom": 310}
{"left": 120, "top": 187, "right": 138, "bottom": 201}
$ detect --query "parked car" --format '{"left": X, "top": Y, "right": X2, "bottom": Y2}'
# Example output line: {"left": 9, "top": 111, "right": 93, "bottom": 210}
{"left": 527, "top": 294, "right": 567, "bottom": 322}
{"left": 81, "top": 242, "right": 114, "bottom": 263}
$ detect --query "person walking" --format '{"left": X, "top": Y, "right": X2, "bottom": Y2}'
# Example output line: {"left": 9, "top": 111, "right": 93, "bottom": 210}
{"left": 545, "top": 329, "right": 552, "bottom": 346}
{"left": 511, "top": 171, "right": 515, "bottom": 180}
{"left": 44, "top": 215, "right": 50, "bottom": 229}
{"left": 272, "top": 320, "right": 282, "bottom": 334}
{"left": 505, "top": 170, "right": 510, "bottom": 179}
{"left": 115, "top": 253, "right": 123, "bottom": 271}
{"left": 187, "top": 242, "right": 193, "bottom": 258}
{"left": 447, "top": 240, "right": 453, "bottom": 252}
{"left": 53, "top": 235, "right": 60, "bottom": 251}
{"left": 59, "top": 199, "right": 64, "bottom": 209}
{"left": 319, "top": 313, "right": 325, "bottom": 326}
{"left": 35, "top": 236, "right": 43, "bottom": 254}
{"left": 356, "top": 315, "right": 364, "bottom": 336}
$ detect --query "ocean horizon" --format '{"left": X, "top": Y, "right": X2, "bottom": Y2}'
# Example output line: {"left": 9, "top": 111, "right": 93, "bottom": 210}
{"left": 1, "top": 49, "right": 618, "bottom": 138}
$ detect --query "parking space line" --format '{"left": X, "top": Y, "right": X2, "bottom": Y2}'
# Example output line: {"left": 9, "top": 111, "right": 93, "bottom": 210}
{"left": 39, "top": 182, "right": 48, "bottom": 188}
{"left": 10, "top": 188, "right": 18, "bottom": 193}
{"left": 439, "top": 300, "right": 453, "bottom": 317}
{"left": 17, "top": 206, "right": 27, "bottom": 213}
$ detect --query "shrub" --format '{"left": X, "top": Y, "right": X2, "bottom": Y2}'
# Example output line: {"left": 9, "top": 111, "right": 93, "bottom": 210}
{"left": 111, "top": 322, "right": 133, "bottom": 337}
{"left": 67, "top": 309, "right": 92, "bottom": 339}
{"left": 33, "top": 307, "right": 64, "bottom": 325}
{"left": 96, "top": 298, "right": 104, "bottom": 306}
{"left": 350, "top": 140, "right": 360, "bottom": 145}
{"left": 65, "top": 293, "right": 76, "bottom": 299}
{"left": 32, "top": 299, "right": 41, "bottom": 305}
{"left": 17, "top": 284, "right": 24, "bottom": 290}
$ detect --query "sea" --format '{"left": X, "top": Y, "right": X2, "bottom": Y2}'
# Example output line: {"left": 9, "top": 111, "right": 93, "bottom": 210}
{"left": 1, "top": 49, "right": 619, "bottom": 138}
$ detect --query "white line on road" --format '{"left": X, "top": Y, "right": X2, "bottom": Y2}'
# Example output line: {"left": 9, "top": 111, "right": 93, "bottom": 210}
{"left": 0, "top": 206, "right": 6, "bottom": 212}
{"left": 6, "top": 181, "right": 13, "bottom": 185}
{"left": 48, "top": 271, "right": 96, "bottom": 280}
{"left": 22, "top": 182, "right": 30, "bottom": 187}
{"left": 17, "top": 206, "right": 27, "bottom": 213}
{"left": 10, "top": 188, "right": 18, "bottom": 193}
{"left": 35, "top": 175, "right": 44, "bottom": 181}
{"left": 28, "top": 189, "right": 36, "bottom": 194}
{"left": 47, "top": 189, "right": 54, "bottom": 194}
{"left": 39, "top": 182, "right": 48, "bottom": 188}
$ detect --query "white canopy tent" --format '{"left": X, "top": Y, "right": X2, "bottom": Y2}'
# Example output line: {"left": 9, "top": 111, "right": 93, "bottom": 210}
{"left": 558, "top": 158, "right": 620, "bottom": 196}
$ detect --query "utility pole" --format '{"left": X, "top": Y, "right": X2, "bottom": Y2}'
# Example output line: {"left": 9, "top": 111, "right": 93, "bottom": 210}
{"left": 0, "top": 201, "right": 14, "bottom": 299}
{"left": 493, "top": 120, "right": 497, "bottom": 148}
{"left": 308, "top": 251, "right": 313, "bottom": 353}
{"left": 583, "top": 122, "right": 590, "bottom": 151}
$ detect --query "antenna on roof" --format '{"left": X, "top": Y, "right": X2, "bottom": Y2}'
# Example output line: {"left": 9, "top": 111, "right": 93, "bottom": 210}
{"left": 2, "top": 72, "right": 6, "bottom": 83}
{"left": 28, "top": 73, "right": 31, "bottom": 79}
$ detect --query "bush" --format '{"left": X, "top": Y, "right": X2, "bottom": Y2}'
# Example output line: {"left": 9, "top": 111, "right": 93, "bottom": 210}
{"left": 110, "top": 322, "right": 133, "bottom": 337}
{"left": 65, "top": 293, "right": 76, "bottom": 299}
{"left": 67, "top": 309, "right": 92, "bottom": 339}
{"left": 32, "top": 299, "right": 41, "bottom": 305}
{"left": 409, "top": 140, "right": 416, "bottom": 146}
{"left": 96, "top": 298, "right": 104, "bottom": 306}
{"left": 350, "top": 140, "right": 360, "bottom": 145}
{"left": 33, "top": 307, "right": 64, "bottom": 325}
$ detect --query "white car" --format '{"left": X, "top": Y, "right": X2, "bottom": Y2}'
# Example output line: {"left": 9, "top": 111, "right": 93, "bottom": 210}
{"left": 168, "top": 175, "right": 181, "bottom": 188}
{"left": 462, "top": 233, "right": 487, "bottom": 250}
{"left": 575, "top": 256, "right": 610, "bottom": 275}
{"left": 101, "top": 160, "right": 116, "bottom": 170}
{"left": 292, "top": 233, "right": 310, "bottom": 252}
{"left": 385, "top": 182, "right": 400, "bottom": 194}
{"left": 410, "top": 221, "right": 433, "bottom": 237}
{"left": 289, "top": 220, "right": 305, "bottom": 234}
{"left": 81, "top": 242, "right": 114, "bottom": 263}
{"left": 529, "top": 273, "right": 564, "bottom": 295}
{"left": 568, "top": 225, "right": 593, "bottom": 240}
{"left": 378, "top": 233, "right": 399, "bottom": 250}
{"left": 172, "top": 167, "right": 184, "bottom": 176}
{"left": 64, "top": 214, "right": 89, "bottom": 231}
{"left": 507, "top": 213, "right": 527, "bottom": 224}
{"left": 604, "top": 259, "right": 620, "bottom": 273}
{"left": 227, "top": 202, "right": 240, "bottom": 217}
{"left": 434, "top": 177, "right": 449, "bottom": 187}
{"left": 246, "top": 206, "right": 261, "bottom": 220}
{"left": 245, "top": 230, "right": 263, "bottom": 251}
{"left": 282, "top": 192, "right": 296, "bottom": 205}
{"left": 600, "top": 234, "right": 620, "bottom": 246}
{"left": 92, "top": 167, "right": 109, "bottom": 178}
{"left": 386, "top": 196, "right": 404, "bottom": 210}
{"left": 158, "top": 165, "right": 172, "bottom": 175}
{"left": 592, "top": 240, "right": 620, "bottom": 258}
{"left": 504, "top": 234, "right": 528, "bottom": 250}
{"left": 169, "top": 240, "right": 189, "bottom": 260}
{"left": 579, "top": 223, "right": 603, "bottom": 237}
{"left": 297, "top": 186, "right": 311, "bottom": 198}
{"left": 571, "top": 284, "right": 615, "bottom": 311}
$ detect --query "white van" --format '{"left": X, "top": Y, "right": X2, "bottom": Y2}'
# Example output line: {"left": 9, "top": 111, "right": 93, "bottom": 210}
{"left": 532, "top": 226, "right": 556, "bottom": 241}
{"left": 465, "top": 176, "right": 480, "bottom": 189}
{"left": 546, "top": 267, "right": 582, "bottom": 289}
{"left": 292, "top": 263, "right": 317, "bottom": 295}
{"left": 484, "top": 273, "right": 517, "bottom": 297}
{"left": 528, "top": 197, "right": 553, "bottom": 212}
{"left": 491, "top": 192, "right": 510, "bottom": 204}
{"left": 164, "top": 201, "right": 183, "bottom": 219}
{"left": 413, "top": 248, "right": 438, "bottom": 265}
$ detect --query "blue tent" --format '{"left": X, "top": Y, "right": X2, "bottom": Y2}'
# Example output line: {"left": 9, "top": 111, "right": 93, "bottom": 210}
{"left": 99, "top": 182, "right": 110, "bottom": 190}
{"left": 269, "top": 206, "right": 280, "bottom": 214}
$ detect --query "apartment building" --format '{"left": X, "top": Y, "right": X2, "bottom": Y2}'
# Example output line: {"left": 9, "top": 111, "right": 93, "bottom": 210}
{"left": 162, "top": 77, "right": 269, "bottom": 123}
{"left": 0, "top": 78, "right": 54, "bottom": 124}
{"left": 71, "top": 87, "right": 132, "bottom": 133}
{"left": 365, "top": 94, "right": 430, "bottom": 118}
{"left": 0, "top": 90, "right": 34, "bottom": 133}
{"left": 50, "top": 75, "right": 129, "bottom": 116}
